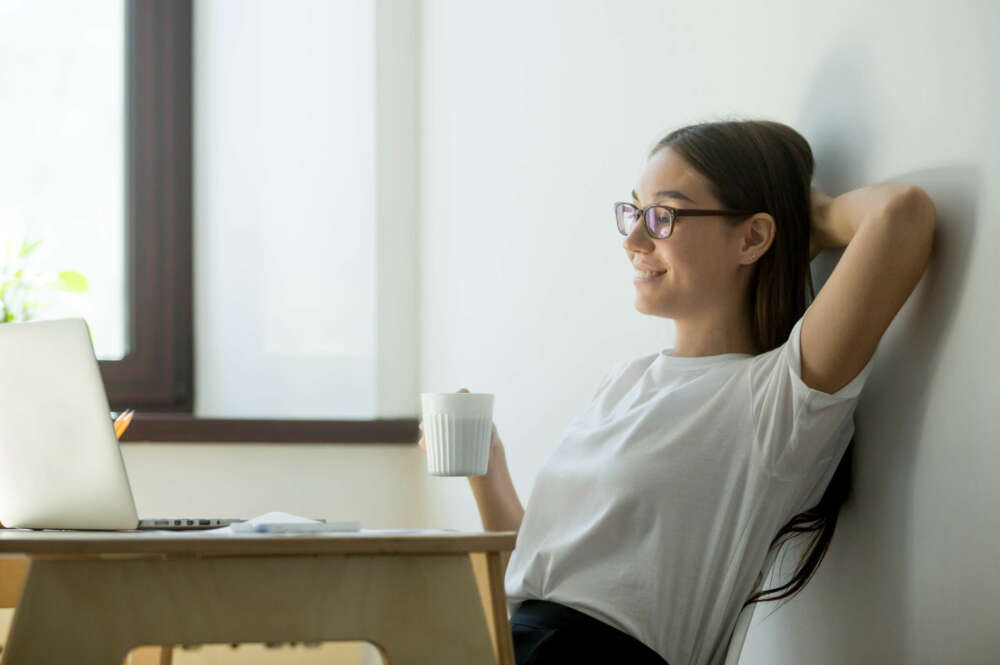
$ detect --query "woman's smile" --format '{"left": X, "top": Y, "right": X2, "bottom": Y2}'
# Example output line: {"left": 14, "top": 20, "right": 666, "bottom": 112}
{"left": 633, "top": 269, "right": 666, "bottom": 284}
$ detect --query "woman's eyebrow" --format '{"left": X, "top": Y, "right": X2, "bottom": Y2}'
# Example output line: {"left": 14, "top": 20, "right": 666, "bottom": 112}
{"left": 631, "top": 188, "right": 696, "bottom": 204}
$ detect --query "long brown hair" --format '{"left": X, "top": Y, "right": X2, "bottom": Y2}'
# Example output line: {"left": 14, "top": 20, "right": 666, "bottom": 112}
{"left": 649, "top": 119, "right": 850, "bottom": 615}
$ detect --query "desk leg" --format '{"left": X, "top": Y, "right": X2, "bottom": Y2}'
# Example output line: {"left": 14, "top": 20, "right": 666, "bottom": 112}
{"left": 485, "top": 552, "right": 515, "bottom": 665}
{"left": 0, "top": 553, "right": 499, "bottom": 665}
{"left": 469, "top": 552, "right": 515, "bottom": 665}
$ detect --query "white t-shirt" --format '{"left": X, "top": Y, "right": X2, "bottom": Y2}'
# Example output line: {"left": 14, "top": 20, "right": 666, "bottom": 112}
{"left": 504, "top": 312, "right": 877, "bottom": 665}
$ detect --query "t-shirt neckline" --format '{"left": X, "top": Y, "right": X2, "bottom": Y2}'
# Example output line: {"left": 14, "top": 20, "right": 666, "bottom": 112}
{"left": 658, "top": 348, "right": 754, "bottom": 370}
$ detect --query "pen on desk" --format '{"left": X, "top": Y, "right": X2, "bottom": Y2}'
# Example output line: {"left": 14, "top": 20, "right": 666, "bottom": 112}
{"left": 114, "top": 409, "right": 135, "bottom": 439}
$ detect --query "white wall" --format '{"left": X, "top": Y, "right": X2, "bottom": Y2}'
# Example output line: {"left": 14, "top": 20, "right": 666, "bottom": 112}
{"left": 100, "top": 1, "right": 999, "bottom": 664}
{"left": 418, "top": 1, "right": 998, "bottom": 664}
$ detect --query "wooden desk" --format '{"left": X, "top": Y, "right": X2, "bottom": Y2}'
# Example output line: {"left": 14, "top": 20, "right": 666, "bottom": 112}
{"left": 0, "top": 529, "right": 517, "bottom": 665}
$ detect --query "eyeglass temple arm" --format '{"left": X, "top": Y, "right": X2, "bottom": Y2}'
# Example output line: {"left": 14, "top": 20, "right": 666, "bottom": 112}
{"left": 674, "top": 208, "right": 756, "bottom": 216}
{"left": 616, "top": 203, "right": 755, "bottom": 217}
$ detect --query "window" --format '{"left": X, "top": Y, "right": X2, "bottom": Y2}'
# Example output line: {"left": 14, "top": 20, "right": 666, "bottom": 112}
{"left": 1, "top": 0, "right": 192, "bottom": 410}
{"left": 192, "top": 0, "right": 378, "bottom": 421}
{"left": 99, "top": 0, "right": 194, "bottom": 411}
{"left": 0, "top": 0, "right": 128, "bottom": 360}
{"left": 3, "top": 0, "right": 418, "bottom": 443}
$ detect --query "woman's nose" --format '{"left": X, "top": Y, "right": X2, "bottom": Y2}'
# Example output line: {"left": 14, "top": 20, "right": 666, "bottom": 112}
{"left": 622, "top": 219, "right": 651, "bottom": 252}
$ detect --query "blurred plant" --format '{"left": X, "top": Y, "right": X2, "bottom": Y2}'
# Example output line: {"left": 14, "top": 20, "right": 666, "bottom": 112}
{"left": 0, "top": 235, "right": 88, "bottom": 323}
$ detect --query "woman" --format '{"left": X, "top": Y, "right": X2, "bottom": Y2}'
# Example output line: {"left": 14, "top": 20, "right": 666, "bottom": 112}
{"left": 421, "top": 119, "right": 936, "bottom": 665}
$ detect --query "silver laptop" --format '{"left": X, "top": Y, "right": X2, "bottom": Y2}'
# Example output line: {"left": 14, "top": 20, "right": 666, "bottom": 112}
{"left": 0, "top": 317, "right": 243, "bottom": 531}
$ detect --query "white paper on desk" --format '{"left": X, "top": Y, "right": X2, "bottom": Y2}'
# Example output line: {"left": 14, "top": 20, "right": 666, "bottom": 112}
{"left": 235, "top": 512, "right": 360, "bottom": 533}
{"left": 239, "top": 511, "right": 327, "bottom": 526}
{"left": 199, "top": 511, "right": 352, "bottom": 535}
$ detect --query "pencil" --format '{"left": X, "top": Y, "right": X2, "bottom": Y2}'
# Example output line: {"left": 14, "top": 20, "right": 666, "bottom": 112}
{"left": 114, "top": 409, "right": 135, "bottom": 440}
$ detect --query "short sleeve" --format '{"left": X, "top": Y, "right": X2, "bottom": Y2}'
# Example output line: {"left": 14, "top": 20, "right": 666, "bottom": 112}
{"left": 749, "top": 314, "right": 878, "bottom": 479}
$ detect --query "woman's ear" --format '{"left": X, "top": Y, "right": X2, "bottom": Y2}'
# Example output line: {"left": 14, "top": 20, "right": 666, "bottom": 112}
{"left": 741, "top": 213, "right": 775, "bottom": 263}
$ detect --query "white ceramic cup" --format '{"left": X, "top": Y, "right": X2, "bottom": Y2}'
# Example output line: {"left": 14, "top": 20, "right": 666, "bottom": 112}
{"left": 420, "top": 392, "right": 494, "bottom": 476}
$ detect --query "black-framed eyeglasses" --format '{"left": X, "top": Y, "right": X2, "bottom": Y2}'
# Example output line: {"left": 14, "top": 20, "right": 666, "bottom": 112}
{"left": 614, "top": 201, "right": 757, "bottom": 240}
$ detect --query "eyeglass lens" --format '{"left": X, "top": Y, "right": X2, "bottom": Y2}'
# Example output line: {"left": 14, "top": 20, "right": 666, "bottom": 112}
{"left": 617, "top": 204, "right": 673, "bottom": 238}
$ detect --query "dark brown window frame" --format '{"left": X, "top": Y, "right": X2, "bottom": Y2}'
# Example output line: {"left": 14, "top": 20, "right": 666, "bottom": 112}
{"left": 99, "top": 0, "right": 192, "bottom": 413}
{"left": 106, "top": 0, "right": 417, "bottom": 444}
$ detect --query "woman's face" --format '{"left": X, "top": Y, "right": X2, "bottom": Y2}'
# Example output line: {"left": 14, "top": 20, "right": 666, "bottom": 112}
{"left": 623, "top": 146, "right": 755, "bottom": 321}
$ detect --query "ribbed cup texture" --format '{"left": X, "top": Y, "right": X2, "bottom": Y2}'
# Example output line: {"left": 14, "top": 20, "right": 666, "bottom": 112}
{"left": 425, "top": 414, "right": 491, "bottom": 476}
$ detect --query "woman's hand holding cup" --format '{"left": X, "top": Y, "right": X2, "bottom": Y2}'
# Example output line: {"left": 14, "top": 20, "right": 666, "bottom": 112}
{"left": 418, "top": 389, "right": 502, "bottom": 451}
{"left": 418, "top": 388, "right": 501, "bottom": 476}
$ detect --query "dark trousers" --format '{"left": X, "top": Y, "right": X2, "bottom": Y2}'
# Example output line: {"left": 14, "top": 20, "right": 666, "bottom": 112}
{"left": 510, "top": 599, "right": 670, "bottom": 665}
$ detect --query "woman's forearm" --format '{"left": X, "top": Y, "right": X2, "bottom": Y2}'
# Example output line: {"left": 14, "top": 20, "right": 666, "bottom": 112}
{"left": 819, "top": 182, "right": 916, "bottom": 251}
{"left": 468, "top": 445, "right": 524, "bottom": 533}
{"left": 468, "top": 444, "right": 524, "bottom": 578}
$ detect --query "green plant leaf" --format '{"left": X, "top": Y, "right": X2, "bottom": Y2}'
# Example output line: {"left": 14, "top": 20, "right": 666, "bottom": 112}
{"left": 53, "top": 271, "right": 88, "bottom": 293}
{"left": 18, "top": 239, "right": 42, "bottom": 258}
